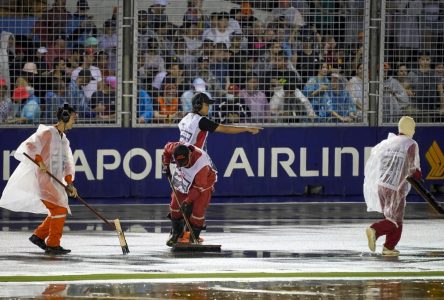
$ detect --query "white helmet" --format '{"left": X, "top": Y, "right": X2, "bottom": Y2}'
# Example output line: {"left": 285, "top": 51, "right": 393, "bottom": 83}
{"left": 398, "top": 116, "right": 415, "bottom": 138}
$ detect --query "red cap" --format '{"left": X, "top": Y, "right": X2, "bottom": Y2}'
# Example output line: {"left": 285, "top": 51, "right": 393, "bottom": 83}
{"left": 0, "top": 78, "right": 6, "bottom": 87}
{"left": 12, "top": 86, "right": 30, "bottom": 101}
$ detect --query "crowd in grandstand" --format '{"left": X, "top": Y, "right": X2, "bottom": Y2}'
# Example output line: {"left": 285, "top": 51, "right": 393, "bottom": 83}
{"left": 1, "top": 0, "right": 444, "bottom": 125}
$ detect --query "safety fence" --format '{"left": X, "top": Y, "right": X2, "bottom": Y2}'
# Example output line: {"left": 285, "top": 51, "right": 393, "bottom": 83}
{"left": 0, "top": 0, "right": 443, "bottom": 127}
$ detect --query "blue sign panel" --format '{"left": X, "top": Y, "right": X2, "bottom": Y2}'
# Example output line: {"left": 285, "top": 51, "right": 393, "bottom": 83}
{"left": 1, "top": 127, "right": 443, "bottom": 203}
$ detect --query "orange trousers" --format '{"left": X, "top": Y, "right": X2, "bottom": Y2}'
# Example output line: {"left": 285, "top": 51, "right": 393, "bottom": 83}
{"left": 34, "top": 200, "right": 68, "bottom": 247}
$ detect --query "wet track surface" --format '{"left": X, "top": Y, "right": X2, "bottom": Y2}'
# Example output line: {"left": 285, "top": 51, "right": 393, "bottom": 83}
{"left": 1, "top": 202, "right": 444, "bottom": 299}
{"left": 2, "top": 279, "right": 444, "bottom": 299}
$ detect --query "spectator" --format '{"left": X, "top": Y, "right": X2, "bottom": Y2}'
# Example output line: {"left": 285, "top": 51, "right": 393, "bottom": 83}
{"left": 153, "top": 77, "right": 181, "bottom": 124}
{"left": 138, "top": 39, "right": 165, "bottom": 86}
{"left": 137, "top": 79, "right": 154, "bottom": 124}
{"left": 314, "top": 0, "right": 338, "bottom": 36}
{"left": 71, "top": 48, "right": 102, "bottom": 99}
{"left": 227, "top": 33, "right": 249, "bottom": 86}
{"left": 98, "top": 19, "right": 117, "bottom": 72}
{"left": 90, "top": 77, "right": 116, "bottom": 122}
{"left": 228, "top": 7, "right": 243, "bottom": 34}
{"left": 350, "top": 31, "right": 365, "bottom": 73}
{"left": 35, "top": 47, "right": 49, "bottom": 75}
{"left": 383, "top": 63, "right": 414, "bottom": 123}
{"left": 239, "top": 73, "right": 269, "bottom": 123}
{"left": 267, "top": 0, "right": 305, "bottom": 30}
{"left": 202, "top": 12, "right": 233, "bottom": 48}
{"left": 346, "top": 63, "right": 364, "bottom": 120}
{"left": 269, "top": 77, "right": 288, "bottom": 122}
{"left": 238, "top": 2, "right": 255, "bottom": 31}
{"left": 152, "top": 57, "right": 185, "bottom": 97}
{"left": 327, "top": 73, "right": 356, "bottom": 123}
{"left": 96, "top": 51, "right": 113, "bottom": 78}
{"left": 264, "top": 50, "right": 302, "bottom": 99}
{"left": 12, "top": 85, "right": 29, "bottom": 117}
{"left": 66, "top": 49, "right": 81, "bottom": 75}
{"left": 174, "top": 36, "right": 199, "bottom": 83}
{"left": 209, "top": 43, "right": 230, "bottom": 89}
{"left": 181, "top": 77, "right": 207, "bottom": 113}
{"left": 256, "top": 40, "right": 284, "bottom": 76}
{"left": 303, "top": 62, "right": 331, "bottom": 120}
{"left": 67, "top": 68, "right": 95, "bottom": 119}
{"left": 343, "top": 0, "right": 365, "bottom": 48}
{"left": 147, "top": 0, "right": 169, "bottom": 31}
{"left": 183, "top": 0, "right": 208, "bottom": 29}
{"left": 137, "top": 10, "right": 155, "bottom": 54}
{"left": 202, "top": 12, "right": 220, "bottom": 43}
{"left": 196, "top": 55, "right": 224, "bottom": 98}
{"left": 422, "top": 0, "right": 442, "bottom": 58}
{"left": 321, "top": 36, "right": 344, "bottom": 72}
{"left": 183, "top": 23, "right": 204, "bottom": 53}
{"left": 394, "top": 0, "right": 422, "bottom": 59}
{"left": 9, "top": 35, "right": 33, "bottom": 92}
{"left": 155, "top": 22, "right": 176, "bottom": 57}
{"left": 0, "top": 78, "right": 13, "bottom": 123}
{"left": 20, "top": 62, "right": 38, "bottom": 90}
{"left": 32, "top": 0, "right": 71, "bottom": 46}
{"left": 67, "top": 0, "right": 97, "bottom": 49}
{"left": 45, "top": 37, "right": 70, "bottom": 70}
{"left": 408, "top": 54, "right": 443, "bottom": 121}
{"left": 0, "top": 31, "right": 15, "bottom": 96}
{"left": 43, "top": 57, "right": 68, "bottom": 80}
{"left": 213, "top": 84, "right": 251, "bottom": 124}
{"left": 397, "top": 63, "right": 415, "bottom": 99}
{"left": 297, "top": 32, "right": 321, "bottom": 82}
{"left": 19, "top": 86, "right": 41, "bottom": 124}
{"left": 247, "top": 19, "right": 268, "bottom": 58}
{"left": 44, "top": 78, "right": 68, "bottom": 123}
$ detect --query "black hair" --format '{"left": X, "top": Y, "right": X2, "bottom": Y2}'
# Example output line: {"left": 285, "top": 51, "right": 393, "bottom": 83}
{"left": 192, "top": 92, "right": 212, "bottom": 113}
{"left": 77, "top": 69, "right": 93, "bottom": 82}
{"left": 56, "top": 103, "right": 76, "bottom": 123}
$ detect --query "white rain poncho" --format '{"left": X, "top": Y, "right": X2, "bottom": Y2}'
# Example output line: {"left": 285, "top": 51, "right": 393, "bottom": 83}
{"left": 0, "top": 125, "right": 75, "bottom": 214}
{"left": 363, "top": 133, "right": 420, "bottom": 222}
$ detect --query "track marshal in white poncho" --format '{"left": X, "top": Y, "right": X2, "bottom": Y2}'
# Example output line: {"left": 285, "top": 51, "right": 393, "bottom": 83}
{"left": 0, "top": 104, "right": 78, "bottom": 255}
{"left": 363, "top": 116, "right": 421, "bottom": 256}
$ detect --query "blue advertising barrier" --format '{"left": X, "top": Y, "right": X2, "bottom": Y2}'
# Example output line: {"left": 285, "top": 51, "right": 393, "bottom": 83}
{"left": 1, "top": 127, "right": 443, "bottom": 203}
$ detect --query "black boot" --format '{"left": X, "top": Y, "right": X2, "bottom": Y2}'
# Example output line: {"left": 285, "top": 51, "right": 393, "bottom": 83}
{"left": 166, "top": 219, "right": 184, "bottom": 247}
{"left": 45, "top": 246, "right": 71, "bottom": 255}
{"left": 190, "top": 226, "right": 203, "bottom": 243}
{"left": 29, "top": 234, "right": 46, "bottom": 250}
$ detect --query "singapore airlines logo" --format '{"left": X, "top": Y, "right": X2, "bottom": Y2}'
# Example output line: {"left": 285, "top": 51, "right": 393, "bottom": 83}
{"left": 425, "top": 141, "right": 444, "bottom": 180}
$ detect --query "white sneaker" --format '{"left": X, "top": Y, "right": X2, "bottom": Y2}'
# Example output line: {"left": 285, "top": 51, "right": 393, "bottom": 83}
{"left": 366, "top": 227, "right": 376, "bottom": 252}
{"left": 382, "top": 246, "right": 400, "bottom": 256}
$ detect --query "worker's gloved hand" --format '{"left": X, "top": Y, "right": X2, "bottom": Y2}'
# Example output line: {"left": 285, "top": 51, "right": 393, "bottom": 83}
{"left": 66, "top": 184, "right": 78, "bottom": 198}
{"left": 412, "top": 169, "right": 422, "bottom": 181}
{"left": 162, "top": 164, "right": 171, "bottom": 179}
{"left": 181, "top": 200, "right": 192, "bottom": 218}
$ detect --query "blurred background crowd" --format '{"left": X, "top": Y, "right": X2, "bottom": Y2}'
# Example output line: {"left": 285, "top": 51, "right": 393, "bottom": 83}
{"left": 1, "top": 0, "right": 444, "bottom": 126}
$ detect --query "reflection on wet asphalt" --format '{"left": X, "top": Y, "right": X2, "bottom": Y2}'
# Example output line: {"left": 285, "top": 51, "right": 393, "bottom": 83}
{"left": 2, "top": 280, "right": 444, "bottom": 299}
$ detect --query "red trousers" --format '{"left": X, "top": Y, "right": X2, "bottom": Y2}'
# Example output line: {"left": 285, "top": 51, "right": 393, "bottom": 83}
{"left": 371, "top": 219, "right": 403, "bottom": 250}
{"left": 34, "top": 200, "right": 68, "bottom": 247}
{"left": 169, "top": 189, "right": 212, "bottom": 228}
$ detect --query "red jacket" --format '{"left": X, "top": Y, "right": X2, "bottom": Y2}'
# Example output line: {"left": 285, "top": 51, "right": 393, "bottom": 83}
{"left": 163, "top": 142, "right": 217, "bottom": 201}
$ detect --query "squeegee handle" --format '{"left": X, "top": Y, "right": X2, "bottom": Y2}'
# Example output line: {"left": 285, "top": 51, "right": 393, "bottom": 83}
{"left": 23, "top": 152, "right": 116, "bottom": 229}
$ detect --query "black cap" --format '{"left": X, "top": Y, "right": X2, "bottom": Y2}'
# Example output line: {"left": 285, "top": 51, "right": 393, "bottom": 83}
{"left": 173, "top": 145, "right": 190, "bottom": 167}
{"left": 192, "top": 92, "right": 214, "bottom": 105}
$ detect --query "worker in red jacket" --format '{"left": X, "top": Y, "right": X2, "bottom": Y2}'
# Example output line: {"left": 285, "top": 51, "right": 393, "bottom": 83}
{"left": 162, "top": 141, "right": 217, "bottom": 246}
